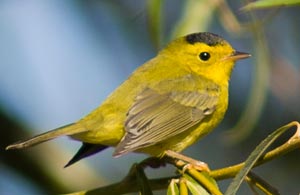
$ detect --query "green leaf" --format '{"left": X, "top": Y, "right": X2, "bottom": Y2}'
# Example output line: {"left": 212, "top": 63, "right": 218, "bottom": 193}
{"left": 171, "top": 0, "right": 218, "bottom": 39}
{"left": 179, "top": 178, "right": 189, "bottom": 195}
{"left": 243, "top": 0, "right": 300, "bottom": 10}
{"left": 225, "top": 121, "right": 299, "bottom": 195}
{"left": 183, "top": 174, "right": 210, "bottom": 195}
{"left": 147, "top": 0, "right": 164, "bottom": 49}
{"left": 61, "top": 191, "right": 87, "bottom": 195}
{"left": 187, "top": 169, "right": 222, "bottom": 195}
{"left": 167, "top": 179, "right": 179, "bottom": 195}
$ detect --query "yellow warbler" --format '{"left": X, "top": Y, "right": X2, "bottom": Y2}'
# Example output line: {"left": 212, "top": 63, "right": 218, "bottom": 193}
{"left": 6, "top": 32, "right": 250, "bottom": 167}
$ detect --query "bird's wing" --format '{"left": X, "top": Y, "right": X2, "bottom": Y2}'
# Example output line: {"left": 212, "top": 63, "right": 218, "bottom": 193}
{"left": 113, "top": 74, "right": 220, "bottom": 157}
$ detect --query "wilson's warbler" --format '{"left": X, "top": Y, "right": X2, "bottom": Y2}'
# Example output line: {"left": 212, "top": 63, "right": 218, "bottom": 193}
{"left": 6, "top": 32, "right": 250, "bottom": 167}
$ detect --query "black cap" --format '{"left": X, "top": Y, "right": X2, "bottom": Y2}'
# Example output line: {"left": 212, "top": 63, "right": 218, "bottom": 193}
{"left": 186, "top": 32, "right": 225, "bottom": 46}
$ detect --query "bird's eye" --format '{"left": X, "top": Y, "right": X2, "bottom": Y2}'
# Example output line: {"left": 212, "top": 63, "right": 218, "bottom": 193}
{"left": 199, "top": 52, "right": 210, "bottom": 61}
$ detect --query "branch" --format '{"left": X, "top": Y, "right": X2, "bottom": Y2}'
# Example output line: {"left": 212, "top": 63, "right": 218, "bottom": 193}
{"left": 65, "top": 121, "right": 300, "bottom": 195}
{"left": 210, "top": 121, "right": 300, "bottom": 180}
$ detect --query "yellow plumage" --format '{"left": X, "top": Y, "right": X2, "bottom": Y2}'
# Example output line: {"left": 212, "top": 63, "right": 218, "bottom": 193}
{"left": 6, "top": 32, "right": 250, "bottom": 166}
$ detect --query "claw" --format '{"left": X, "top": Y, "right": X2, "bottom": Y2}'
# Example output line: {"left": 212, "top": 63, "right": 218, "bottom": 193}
{"left": 164, "top": 150, "right": 210, "bottom": 172}
{"left": 182, "top": 162, "right": 210, "bottom": 173}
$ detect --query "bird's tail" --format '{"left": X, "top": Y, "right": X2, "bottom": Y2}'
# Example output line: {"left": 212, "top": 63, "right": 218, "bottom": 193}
{"left": 6, "top": 123, "right": 88, "bottom": 150}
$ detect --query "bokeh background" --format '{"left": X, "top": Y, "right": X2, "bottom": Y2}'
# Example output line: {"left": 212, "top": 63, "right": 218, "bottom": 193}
{"left": 0, "top": 0, "right": 299, "bottom": 194}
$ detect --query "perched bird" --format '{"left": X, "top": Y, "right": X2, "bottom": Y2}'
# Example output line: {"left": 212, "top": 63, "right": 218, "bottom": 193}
{"left": 6, "top": 32, "right": 250, "bottom": 167}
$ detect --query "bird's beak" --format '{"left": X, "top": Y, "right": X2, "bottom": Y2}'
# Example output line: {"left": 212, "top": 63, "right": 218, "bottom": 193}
{"left": 226, "top": 51, "right": 251, "bottom": 61}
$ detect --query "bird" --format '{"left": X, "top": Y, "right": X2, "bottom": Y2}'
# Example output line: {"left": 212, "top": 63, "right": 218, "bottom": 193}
{"left": 6, "top": 32, "right": 250, "bottom": 168}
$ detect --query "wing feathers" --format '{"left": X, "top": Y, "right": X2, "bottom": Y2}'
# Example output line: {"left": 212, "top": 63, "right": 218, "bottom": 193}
{"left": 114, "top": 95, "right": 217, "bottom": 156}
{"left": 113, "top": 74, "right": 220, "bottom": 157}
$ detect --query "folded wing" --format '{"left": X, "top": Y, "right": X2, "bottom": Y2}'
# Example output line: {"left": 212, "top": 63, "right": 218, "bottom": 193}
{"left": 113, "top": 74, "right": 219, "bottom": 157}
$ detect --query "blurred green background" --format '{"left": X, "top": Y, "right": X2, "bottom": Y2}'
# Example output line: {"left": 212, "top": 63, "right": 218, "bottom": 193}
{"left": 0, "top": 0, "right": 299, "bottom": 194}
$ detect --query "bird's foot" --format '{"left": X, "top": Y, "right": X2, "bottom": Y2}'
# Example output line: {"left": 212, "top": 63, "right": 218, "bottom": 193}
{"left": 164, "top": 150, "right": 210, "bottom": 172}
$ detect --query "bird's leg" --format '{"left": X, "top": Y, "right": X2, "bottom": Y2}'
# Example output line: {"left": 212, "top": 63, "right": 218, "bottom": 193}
{"left": 164, "top": 150, "right": 210, "bottom": 172}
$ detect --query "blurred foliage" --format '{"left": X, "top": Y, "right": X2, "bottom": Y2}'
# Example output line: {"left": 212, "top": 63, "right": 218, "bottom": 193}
{"left": 243, "top": 0, "right": 300, "bottom": 10}
{"left": 0, "top": 111, "right": 69, "bottom": 194}
{"left": 225, "top": 9, "right": 270, "bottom": 143}
{"left": 147, "top": 0, "right": 164, "bottom": 49}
